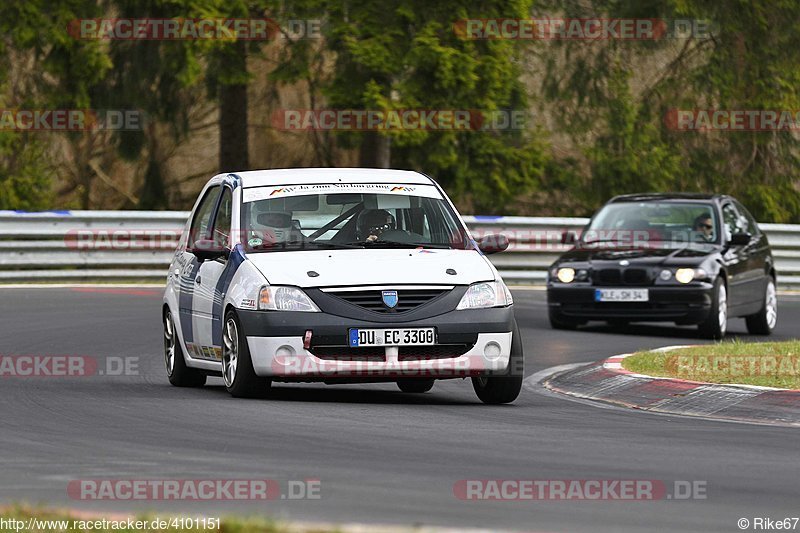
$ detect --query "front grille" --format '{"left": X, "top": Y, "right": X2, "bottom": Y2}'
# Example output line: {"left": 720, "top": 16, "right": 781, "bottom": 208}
{"left": 398, "top": 344, "right": 473, "bottom": 361}
{"left": 596, "top": 269, "right": 622, "bottom": 285}
{"left": 594, "top": 268, "right": 651, "bottom": 286}
{"left": 327, "top": 289, "right": 448, "bottom": 313}
{"left": 310, "top": 347, "right": 385, "bottom": 361}
{"left": 623, "top": 268, "right": 650, "bottom": 285}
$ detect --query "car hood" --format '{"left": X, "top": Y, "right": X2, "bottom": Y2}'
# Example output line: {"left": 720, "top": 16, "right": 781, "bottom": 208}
{"left": 246, "top": 248, "right": 496, "bottom": 288}
{"left": 557, "top": 244, "right": 717, "bottom": 266}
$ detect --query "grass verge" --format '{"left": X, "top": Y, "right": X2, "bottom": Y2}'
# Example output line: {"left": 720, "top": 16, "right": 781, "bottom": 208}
{"left": 622, "top": 340, "right": 800, "bottom": 389}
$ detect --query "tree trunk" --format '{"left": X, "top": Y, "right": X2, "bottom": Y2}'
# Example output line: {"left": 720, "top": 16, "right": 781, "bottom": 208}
{"left": 358, "top": 132, "right": 391, "bottom": 168}
{"left": 219, "top": 42, "right": 249, "bottom": 173}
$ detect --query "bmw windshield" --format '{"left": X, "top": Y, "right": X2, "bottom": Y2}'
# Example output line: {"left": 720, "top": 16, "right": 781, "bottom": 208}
{"left": 240, "top": 183, "right": 471, "bottom": 252}
{"left": 582, "top": 201, "right": 720, "bottom": 247}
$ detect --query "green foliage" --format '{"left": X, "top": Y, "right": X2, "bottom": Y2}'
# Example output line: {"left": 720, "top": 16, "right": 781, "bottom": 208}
{"left": 277, "top": 0, "right": 548, "bottom": 211}
{"left": 0, "top": 0, "right": 110, "bottom": 208}
{"left": 540, "top": 0, "right": 800, "bottom": 222}
{"left": 587, "top": 65, "right": 682, "bottom": 200}
{"left": 1, "top": 0, "right": 799, "bottom": 221}
{"left": 0, "top": 133, "right": 53, "bottom": 210}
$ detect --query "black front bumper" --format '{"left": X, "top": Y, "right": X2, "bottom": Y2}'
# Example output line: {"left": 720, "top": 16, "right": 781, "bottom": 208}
{"left": 547, "top": 283, "right": 714, "bottom": 324}
{"left": 236, "top": 306, "right": 515, "bottom": 347}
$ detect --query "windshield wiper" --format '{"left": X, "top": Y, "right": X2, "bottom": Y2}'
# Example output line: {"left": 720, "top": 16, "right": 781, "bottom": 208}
{"left": 344, "top": 240, "right": 451, "bottom": 249}
{"left": 579, "top": 239, "right": 644, "bottom": 246}
{"left": 249, "top": 240, "right": 361, "bottom": 251}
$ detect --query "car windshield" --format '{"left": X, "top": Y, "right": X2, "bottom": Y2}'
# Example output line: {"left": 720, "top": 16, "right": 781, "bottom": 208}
{"left": 240, "top": 183, "right": 470, "bottom": 252}
{"left": 582, "top": 201, "right": 720, "bottom": 247}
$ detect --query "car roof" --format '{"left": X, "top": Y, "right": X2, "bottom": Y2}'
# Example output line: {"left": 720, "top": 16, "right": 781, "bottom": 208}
{"left": 222, "top": 168, "right": 435, "bottom": 188}
{"left": 608, "top": 193, "right": 727, "bottom": 203}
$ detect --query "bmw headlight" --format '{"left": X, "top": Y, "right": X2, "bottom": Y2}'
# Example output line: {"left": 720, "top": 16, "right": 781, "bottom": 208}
{"left": 674, "top": 268, "right": 707, "bottom": 284}
{"left": 456, "top": 281, "right": 513, "bottom": 310}
{"left": 556, "top": 267, "right": 576, "bottom": 283}
{"left": 259, "top": 286, "right": 320, "bottom": 312}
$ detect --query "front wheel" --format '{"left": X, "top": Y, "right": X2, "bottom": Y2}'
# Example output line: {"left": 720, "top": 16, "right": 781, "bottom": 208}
{"left": 472, "top": 320, "right": 524, "bottom": 404}
{"left": 222, "top": 311, "right": 271, "bottom": 398}
{"left": 698, "top": 278, "right": 727, "bottom": 340}
{"left": 164, "top": 309, "right": 206, "bottom": 387}
{"left": 746, "top": 277, "right": 778, "bottom": 335}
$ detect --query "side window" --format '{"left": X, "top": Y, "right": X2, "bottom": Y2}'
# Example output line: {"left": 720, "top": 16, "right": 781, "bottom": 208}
{"left": 733, "top": 200, "right": 759, "bottom": 235}
{"left": 721, "top": 203, "right": 744, "bottom": 240}
{"left": 189, "top": 186, "right": 220, "bottom": 247}
{"left": 426, "top": 199, "right": 463, "bottom": 246}
{"left": 212, "top": 188, "right": 233, "bottom": 248}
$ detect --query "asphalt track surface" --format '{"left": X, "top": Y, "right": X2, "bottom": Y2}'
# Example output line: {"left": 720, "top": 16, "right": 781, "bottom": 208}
{"left": 1, "top": 287, "right": 799, "bottom": 532}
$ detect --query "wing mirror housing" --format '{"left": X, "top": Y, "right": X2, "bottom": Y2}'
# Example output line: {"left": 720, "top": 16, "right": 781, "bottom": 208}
{"left": 477, "top": 234, "right": 509, "bottom": 255}
{"left": 561, "top": 230, "right": 577, "bottom": 245}
{"left": 190, "top": 239, "right": 229, "bottom": 261}
{"left": 729, "top": 232, "right": 752, "bottom": 246}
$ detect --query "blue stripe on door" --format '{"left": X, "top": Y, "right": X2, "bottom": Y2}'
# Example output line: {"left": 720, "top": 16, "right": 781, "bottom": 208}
{"left": 211, "top": 244, "right": 246, "bottom": 347}
{"left": 178, "top": 257, "right": 200, "bottom": 344}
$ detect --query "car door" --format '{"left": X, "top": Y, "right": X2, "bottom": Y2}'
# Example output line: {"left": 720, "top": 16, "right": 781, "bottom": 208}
{"left": 733, "top": 199, "right": 770, "bottom": 306}
{"left": 720, "top": 202, "right": 752, "bottom": 310}
{"left": 192, "top": 185, "right": 234, "bottom": 361}
{"left": 178, "top": 185, "right": 221, "bottom": 360}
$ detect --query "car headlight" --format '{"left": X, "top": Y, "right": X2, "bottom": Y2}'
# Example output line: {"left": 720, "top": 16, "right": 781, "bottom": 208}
{"left": 674, "top": 268, "right": 706, "bottom": 284}
{"left": 258, "top": 286, "right": 320, "bottom": 312}
{"left": 456, "top": 281, "right": 513, "bottom": 310}
{"left": 556, "top": 267, "right": 576, "bottom": 283}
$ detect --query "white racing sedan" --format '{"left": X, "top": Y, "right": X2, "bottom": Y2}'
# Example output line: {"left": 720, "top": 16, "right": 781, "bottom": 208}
{"left": 162, "top": 168, "right": 523, "bottom": 403}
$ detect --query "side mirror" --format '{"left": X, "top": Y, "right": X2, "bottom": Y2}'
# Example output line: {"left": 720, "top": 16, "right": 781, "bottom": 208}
{"left": 189, "top": 239, "right": 229, "bottom": 261}
{"left": 729, "top": 232, "right": 752, "bottom": 246}
{"left": 561, "top": 230, "right": 577, "bottom": 245}
{"left": 477, "top": 234, "right": 509, "bottom": 255}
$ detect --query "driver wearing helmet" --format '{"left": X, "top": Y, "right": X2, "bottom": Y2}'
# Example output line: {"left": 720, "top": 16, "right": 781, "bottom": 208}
{"left": 357, "top": 209, "right": 396, "bottom": 242}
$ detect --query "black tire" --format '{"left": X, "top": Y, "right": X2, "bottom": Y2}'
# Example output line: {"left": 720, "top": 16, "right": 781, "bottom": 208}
{"left": 548, "top": 309, "right": 584, "bottom": 330}
{"left": 164, "top": 309, "right": 206, "bottom": 387}
{"left": 698, "top": 277, "right": 727, "bottom": 340}
{"left": 472, "top": 319, "right": 524, "bottom": 404}
{"left": 222, "top": 310, "right": 271, "bottom": 398}
{"left": 397, "top": 378, "right": 435, "bottom": 393}
{"left": 746, "top": 277, "right": 777, "bottom": 335}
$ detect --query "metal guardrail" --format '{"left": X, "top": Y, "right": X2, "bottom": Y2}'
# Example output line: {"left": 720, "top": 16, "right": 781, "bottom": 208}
{"left": 1, "top": 210, "right": 799, "bottom": 287}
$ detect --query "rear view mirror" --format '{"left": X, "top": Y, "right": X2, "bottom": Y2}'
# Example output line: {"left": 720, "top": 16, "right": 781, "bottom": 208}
{"left": 190, "top": 239, "right": 229, "bottom": 261}
{"left": 477, "top": 234, "right": 509, "bottom": 255}
{"left": 257, "top": 212, "right": 292, "bottom": 228}
{"left": 729, "top": 232, "right": 752, "bottom": 246}
{"left": 327, "top": 193, "right": 363, "bottom": 205}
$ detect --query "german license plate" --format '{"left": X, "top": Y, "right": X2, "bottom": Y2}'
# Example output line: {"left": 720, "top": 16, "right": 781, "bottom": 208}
{"left": 595, "top": 288, "right": 649, "bottom": 302}
{"left": 348, "top": 328, "right": 436, "bottom": 347}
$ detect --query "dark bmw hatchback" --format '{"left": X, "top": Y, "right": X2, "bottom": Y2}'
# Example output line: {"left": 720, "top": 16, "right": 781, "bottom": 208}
{"left": 546, "top": 194, "right": 778, "bottom": 339}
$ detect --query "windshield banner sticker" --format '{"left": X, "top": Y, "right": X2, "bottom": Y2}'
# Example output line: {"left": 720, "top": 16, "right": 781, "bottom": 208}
{"left": 243, "top": 183, "right": 442, "bottom": 203}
